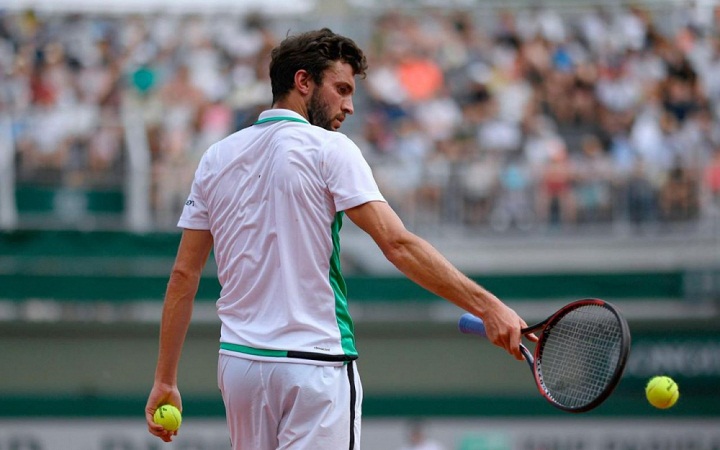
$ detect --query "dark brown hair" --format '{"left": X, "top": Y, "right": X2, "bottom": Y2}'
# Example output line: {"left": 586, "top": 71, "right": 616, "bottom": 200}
{"left": 269, "top": 28, "right": 368, "bottom": 104}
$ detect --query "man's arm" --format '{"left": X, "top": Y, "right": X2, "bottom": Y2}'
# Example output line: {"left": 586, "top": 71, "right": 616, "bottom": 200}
{"left": 145, "top": 228, "right": 213, "bottom": 441}
{"left": 345, "top": 201, "right": 529, "bottom": 360}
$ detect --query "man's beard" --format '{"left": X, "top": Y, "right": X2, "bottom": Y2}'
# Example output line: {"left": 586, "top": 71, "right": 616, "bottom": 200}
{"left": 307, "top": 89, "right": 335, "bottom": 131}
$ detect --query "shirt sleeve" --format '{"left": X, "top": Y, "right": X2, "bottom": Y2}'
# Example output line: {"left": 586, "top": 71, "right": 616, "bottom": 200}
{"left": 177, "top": 148, "right": 212, "bottom": 230}
{"left": 322, "top": 133, "right": 386, "bottom": 212}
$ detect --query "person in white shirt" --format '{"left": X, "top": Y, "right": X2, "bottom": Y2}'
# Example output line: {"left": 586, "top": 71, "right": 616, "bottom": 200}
{"left": 145, "top": 27, "right": 531, "bottom": 450}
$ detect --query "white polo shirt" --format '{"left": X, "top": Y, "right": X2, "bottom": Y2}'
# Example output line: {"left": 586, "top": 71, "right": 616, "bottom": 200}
{"left": 178, "top": 109, "right": 385, "bottom": 365}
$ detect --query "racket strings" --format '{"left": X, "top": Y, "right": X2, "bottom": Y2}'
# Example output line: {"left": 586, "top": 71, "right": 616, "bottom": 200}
{"left": 536, "top": 305, "right": 624, "bottom": 409}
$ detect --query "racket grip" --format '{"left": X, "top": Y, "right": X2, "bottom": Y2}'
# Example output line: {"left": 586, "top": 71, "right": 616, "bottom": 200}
{"left": 458, "top": 313, "right": 487, "bottom": 337}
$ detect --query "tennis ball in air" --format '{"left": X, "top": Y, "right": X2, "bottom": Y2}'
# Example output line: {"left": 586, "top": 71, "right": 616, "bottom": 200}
{"left": 153, "top": 404, "right": 182, "bottom": 431}
{"left": 645, "top": 376, "right": 679, "bottom": 409}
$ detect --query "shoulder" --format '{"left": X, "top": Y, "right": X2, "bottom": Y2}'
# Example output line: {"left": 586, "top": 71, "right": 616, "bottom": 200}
{"left": 202, "top": 128, "right": 250, "bottom": 160}
{"left": 315, "top": 129, "right": 361, "bottom": 152}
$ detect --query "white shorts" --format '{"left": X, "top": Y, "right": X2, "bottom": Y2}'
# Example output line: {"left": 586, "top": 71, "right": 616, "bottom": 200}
{"left": 217, "top": 354, "right": 363, "bottom": 450}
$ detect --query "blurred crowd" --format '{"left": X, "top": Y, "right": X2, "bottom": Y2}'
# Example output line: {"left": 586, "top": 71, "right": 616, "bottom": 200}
{"left": 0, "top": 10, "right": 275, "bottom": 225}
{"left": 2, "top": 4, "right": 720, "bottom": 232}
{"left": 360, "top": 4, "right": 720, "bottom": 232}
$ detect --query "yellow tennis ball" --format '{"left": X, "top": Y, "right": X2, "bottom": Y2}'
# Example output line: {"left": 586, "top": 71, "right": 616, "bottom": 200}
{"left": 645, "top": 376, "right": 679, "bottom": 409}
{"left": 153, "top": 404, "right": 182, "bottom": 431}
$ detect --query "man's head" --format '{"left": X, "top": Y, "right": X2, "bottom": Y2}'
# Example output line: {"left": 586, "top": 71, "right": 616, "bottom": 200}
{"left": 269, "top": 28, "right": 368, "bottom": 130}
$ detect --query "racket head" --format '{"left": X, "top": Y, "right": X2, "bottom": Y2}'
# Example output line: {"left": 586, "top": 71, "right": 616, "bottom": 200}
{"left": 531, "top": 298, "right": 631, "bottom": 413}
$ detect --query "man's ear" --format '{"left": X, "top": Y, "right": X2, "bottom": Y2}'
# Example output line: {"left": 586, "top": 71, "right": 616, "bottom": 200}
{"left": 294, "top": 69, "right": 313, "bottom": 96}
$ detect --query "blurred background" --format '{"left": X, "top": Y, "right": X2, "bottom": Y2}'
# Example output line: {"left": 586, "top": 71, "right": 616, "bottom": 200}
{"left": 1, "top": 0, "right": 719, "bottom": 448}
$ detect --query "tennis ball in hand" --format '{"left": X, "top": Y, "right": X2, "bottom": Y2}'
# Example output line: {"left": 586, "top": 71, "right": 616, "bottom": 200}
{"left": 645, "top": 376, "right": 679, "bottom": 409}
{"left": 153, "top": 404, "right": 182, "bottom": 431}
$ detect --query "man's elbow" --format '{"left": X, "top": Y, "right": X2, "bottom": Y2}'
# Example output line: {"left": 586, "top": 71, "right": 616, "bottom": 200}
{"left": 168, "top": 265, "right": 201, "bottom": 287}
{"left": 378, "top": 232, "right": 414, "bottom": 265}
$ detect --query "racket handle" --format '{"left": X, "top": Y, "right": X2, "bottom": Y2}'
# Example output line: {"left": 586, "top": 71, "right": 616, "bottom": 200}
{"left": 460, "top": 313, "right": 534, "bottom": 366}
{"left": 520, "top": 344, "right": 535, "bottom": 366}
{"left": 458, "top": 313, "right": 487, "bottom": 337}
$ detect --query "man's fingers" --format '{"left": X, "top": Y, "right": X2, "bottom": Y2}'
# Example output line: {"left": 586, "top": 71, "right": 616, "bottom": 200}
{"left": 148, "top": 423, "right": 175, "bottom": 442}
{"left": 147, "top": 407, "right": 176, "bottom": 442}
{"left": 509, "top": 326, "right": 524, "bottom": 360}
{"left": 499, "top": 333, "right": 524, "bottom": 361}
{"left": 512, "top": 345, "right": 524, "bottom": 361}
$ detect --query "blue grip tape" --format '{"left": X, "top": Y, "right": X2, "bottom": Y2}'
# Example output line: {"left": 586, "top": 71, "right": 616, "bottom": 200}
{"left": 458, "top": 313, "right": 487, "bottom": 337}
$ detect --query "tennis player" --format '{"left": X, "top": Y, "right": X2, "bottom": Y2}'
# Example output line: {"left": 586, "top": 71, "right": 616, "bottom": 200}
{"left": 145, "top": 28, "right": 529, "bottom": 450}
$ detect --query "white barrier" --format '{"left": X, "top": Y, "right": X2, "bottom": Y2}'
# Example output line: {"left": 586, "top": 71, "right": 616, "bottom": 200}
{"left": 0, "top": 418, "right": 719, "bottom": 450}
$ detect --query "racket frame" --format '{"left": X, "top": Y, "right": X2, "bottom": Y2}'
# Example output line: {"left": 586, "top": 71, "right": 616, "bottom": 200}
{"left": 458, "top": 298, "right": 631, "bottom": 413}
{"left": 524, "top": 298, "right": 631, "bottom": 413}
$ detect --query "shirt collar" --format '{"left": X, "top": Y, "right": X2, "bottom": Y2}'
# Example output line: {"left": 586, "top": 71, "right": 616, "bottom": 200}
{"left": 256, "top": 109, "right": 310, "bottom": 124}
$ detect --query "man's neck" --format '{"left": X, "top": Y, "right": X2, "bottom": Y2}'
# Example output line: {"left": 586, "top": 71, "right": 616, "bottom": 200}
{"left": 273, "top": 96, "right": 309, "bottom": 122}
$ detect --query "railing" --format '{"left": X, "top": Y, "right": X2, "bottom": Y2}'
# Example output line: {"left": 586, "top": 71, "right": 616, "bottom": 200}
{"left": 121, "top": 97, "right": 153, "bottom": 233}
{"left": 0, "top": 115, "right": 18, "bottom": 230}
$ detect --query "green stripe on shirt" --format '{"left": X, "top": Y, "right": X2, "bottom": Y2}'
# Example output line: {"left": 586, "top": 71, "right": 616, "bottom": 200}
{"left": 329, "top": 211, "right": 358, "bottom": 357}
{"left": 219, "top": 342, "right": 289, "bottom": 357}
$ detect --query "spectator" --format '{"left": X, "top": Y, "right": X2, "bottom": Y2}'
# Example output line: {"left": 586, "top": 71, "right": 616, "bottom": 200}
{"left": 702, "top": 147, "right": 720, "bottom": 220}
{"left": 152, "top": 64, "right": 207, "bottom": 226}
{"left": 631, "top": 108, "right": 682, "bottom": 190}
{"left": 660, "top": 160, "right": 698, "bottom": 222}
{"left": 536, "top": 142, "right": 577, "bottom": 227}
{"left": 626, "top": 158, "right": 658, "bottom": 229}
{"left": 372, "top": 117, "right": 432, "bottom": 225}
{"left": 573, "top": 134, "right": 613, "bottom": 223}
{"left": 396, "top": 421, "right": 447, "bottom": 450}
{"left": 489, "top": 153, "right": 534, "bottom": 231}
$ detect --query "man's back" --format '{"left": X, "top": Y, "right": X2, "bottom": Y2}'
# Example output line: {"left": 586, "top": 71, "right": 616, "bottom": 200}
{"left": 179, "top": 109, "right": 384, "bottom": 362}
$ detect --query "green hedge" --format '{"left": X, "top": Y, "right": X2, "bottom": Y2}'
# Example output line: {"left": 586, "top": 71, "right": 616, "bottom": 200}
{"left": 0, "top": 271, "right": 685, "bottom": 303}
{"left": 1, "top": 392, "right": 717, "bottom": 418}
{"left": 0, "top": 230, "right": 687, "bottom": 302}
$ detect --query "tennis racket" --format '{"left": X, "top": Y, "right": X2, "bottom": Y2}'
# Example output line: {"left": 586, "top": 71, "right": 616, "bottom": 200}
{"left": 458, "top": 298, "right": 631, "bottom": 413}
